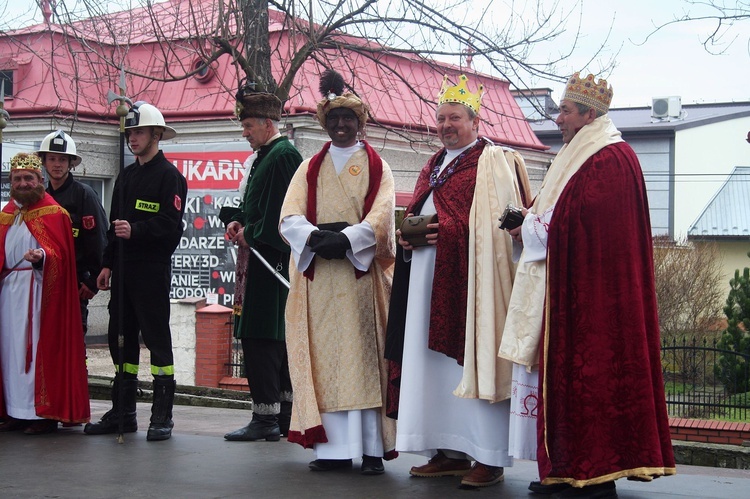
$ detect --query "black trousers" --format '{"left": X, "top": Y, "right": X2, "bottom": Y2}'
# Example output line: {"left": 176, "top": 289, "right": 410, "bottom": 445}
{"left": 108, "top": 260, "right": 174, "bottom": 374}
{"left": 241, "top": 337, "right": 292, "bottom": 414}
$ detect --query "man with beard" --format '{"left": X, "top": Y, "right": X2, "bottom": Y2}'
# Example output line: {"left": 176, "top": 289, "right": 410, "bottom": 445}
{"left": 220, "top": 86, "right": 300, "bottom": 443}
{"left": 385, "top": 75, "right": 530, "bottom": 488}
{"left": 39, "top": 130, "right": 107, "bottom": 336}
{"left": 0, "top": 152, "right": 90, "bottom": 435}
{"left": 84, "top": 103, "right": 187, "bottom": 441}
{"left": 279, "top": 69, "right": 396, "bottom": 475}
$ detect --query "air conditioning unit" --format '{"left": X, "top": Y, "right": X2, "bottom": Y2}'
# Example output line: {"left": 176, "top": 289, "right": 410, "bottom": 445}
{"left": 651, "top": 96, "right": 681, "bottom": 119}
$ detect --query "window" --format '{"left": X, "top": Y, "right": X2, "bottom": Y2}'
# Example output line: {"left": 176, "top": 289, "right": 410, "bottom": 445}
{"left": 0, "top": 71, "right": 12, "bottom": 98}
{"left": 79, "top": 177, "right": 105, "bottom": 205}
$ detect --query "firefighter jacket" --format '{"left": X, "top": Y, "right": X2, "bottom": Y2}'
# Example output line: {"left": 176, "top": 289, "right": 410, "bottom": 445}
{"left": 47, "top": 173, "right": 108, "bottom": 293}
{"left": 102, "top": 151, "right": 187, "bottom": 267}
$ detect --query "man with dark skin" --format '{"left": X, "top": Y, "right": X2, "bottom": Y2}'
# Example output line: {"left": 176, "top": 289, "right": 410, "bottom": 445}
{"left": 279, "top": 69, "right": 396, "bottom": 475}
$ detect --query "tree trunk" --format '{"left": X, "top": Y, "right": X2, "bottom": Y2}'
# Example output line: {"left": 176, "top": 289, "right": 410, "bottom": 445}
{"left": 242, "top": 0, "right": 276, "bottom": 94}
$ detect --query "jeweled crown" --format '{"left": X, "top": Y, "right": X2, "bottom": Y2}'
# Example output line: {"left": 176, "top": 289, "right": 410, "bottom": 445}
{"left": 437, "top": 74, "right": 484, "bottom": 114}
{"left": 561, "top": 72, "right": 613, "bottom": 115}
{"left": 10, "top": 152, "right": 43, "bottom": 173}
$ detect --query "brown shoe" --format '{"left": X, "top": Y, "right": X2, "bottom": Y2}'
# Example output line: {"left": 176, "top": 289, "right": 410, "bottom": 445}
{"left": 0, "top": 418, "right": 30, "bottom": 432}
{"left": 23, "top": 419, "right": 58, "bottom": 435}
{"left": 460, "top": 462, "right": 504, "bottom": 487}
{"left": 409, "top": 451, "right": 472, "bottom": 477}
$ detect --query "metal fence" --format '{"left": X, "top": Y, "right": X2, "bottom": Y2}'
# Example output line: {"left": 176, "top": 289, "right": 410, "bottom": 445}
{"left": 661, "top": 336, "right": 750, "bottom": 421}
{"left": 222, "top": 322, "right": 750, "bottom": 422}
{"left": 225, "top": 315, "right": 245, "bottom": 378}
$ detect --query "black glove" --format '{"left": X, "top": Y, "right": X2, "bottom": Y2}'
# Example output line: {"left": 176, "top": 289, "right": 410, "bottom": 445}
{"left": 308, "top": 230, "right": 351, "bottom": 260}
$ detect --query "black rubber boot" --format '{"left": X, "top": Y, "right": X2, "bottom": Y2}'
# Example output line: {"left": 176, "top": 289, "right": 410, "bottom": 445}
{"left": 84, "top": 375, "right": 138, "bottom": 435}
{"left": 147, "top": 376, "right": 175, "bottom": 441}
{"left": 224, "top": 413, "right": 280, "bottom": 441}
{"left": 279, "top": 401, "right": 292, "bottom": 437}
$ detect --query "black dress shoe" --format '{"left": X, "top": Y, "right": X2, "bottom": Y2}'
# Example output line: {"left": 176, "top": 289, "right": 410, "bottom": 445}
{"left": 308, "top": 459, "right": 353, "bottom": 471}
{"left": 551, "top": 481, "right": 617, "bottom": 499}
{"left": 361, "top": 455, "right": 385, "bottom": 475}
{"left": 224, "top": 421, "right": 281, "bottom": 442}
{"left": 23, "top": 419, "right": 58, "bottom": 435}
{"left": 0, "top": 418, "right": 30, "bottom": 432}
{"left": 529, "top": 480, "right": 572, "bottom": 494}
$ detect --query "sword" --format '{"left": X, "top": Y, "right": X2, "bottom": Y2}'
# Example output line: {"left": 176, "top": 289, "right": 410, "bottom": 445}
{"left": 249, "top": 246, "right": 290, "bottom": 289}
{"left": 0, "top": 257, "right": 28, "bottom": 284}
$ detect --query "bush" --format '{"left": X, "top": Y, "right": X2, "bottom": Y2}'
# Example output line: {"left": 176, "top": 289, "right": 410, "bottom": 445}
{"left": 653, "top": 237, "right": 724, "bottom": 343}
{"left": 714, "top": 255, "right": 750, "bottom": 395}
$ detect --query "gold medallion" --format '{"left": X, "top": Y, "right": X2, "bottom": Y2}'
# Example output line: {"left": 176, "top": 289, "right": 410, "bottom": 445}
{"left": 348, "top": 165, "right": 362, "bottom": 176}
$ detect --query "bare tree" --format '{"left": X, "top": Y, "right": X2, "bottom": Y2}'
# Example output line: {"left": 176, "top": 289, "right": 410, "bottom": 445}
{"left": 653, "top": 236, "right": 725, "bottom": 342}
{"left": 1, "top": 0, "right": 614, "bottom": 129}
{"left": 641, "top": 1, "right": 750, "bottom": 55}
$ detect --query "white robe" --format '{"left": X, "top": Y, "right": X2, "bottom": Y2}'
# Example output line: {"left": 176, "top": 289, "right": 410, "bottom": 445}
{"left": 395, "top": 145, "right": 513, "bottom": 467}
{"left": 0, "top": 215, "right": 44, "bottom": 420}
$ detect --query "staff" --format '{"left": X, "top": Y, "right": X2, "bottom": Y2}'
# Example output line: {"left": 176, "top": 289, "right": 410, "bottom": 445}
{"left": 106, "top": 66, "right": 133, "bottom": 444}
{"left": 0, "top": 80, "right": 9, "bottom": 204}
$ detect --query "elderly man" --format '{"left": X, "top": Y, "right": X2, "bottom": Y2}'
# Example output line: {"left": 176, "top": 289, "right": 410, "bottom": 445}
{"left": 221, "top": 86, "right": 300, "bottom": 443}
{"left": 279, "top": 69, "right": 396, "bottom": 475}
{"left": 385, "top": 75, "right": 530, "bottom": 488}
{"left": 499, "top": 73, "right": 676, "bottom": 498}
{"left": 0, "top": 153, "right": 89, "bottom": 435}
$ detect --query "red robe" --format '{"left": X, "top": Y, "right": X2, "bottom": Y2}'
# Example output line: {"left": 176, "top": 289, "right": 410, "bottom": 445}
{"left": 538, "top": 142, "right": 675, "bottom": 485}
{"left": 0, "top": 193, "right": 90, "bottom": 423}
{"left": 384, "top": 140, "right": 486, "bottom": 417}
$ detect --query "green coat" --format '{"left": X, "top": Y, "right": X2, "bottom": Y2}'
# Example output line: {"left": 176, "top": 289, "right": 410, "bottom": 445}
{"left": 231, "top": 136, "right": 302, "bottom": 340}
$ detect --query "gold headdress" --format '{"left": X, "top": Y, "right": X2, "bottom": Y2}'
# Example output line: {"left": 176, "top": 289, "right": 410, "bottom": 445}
{"left": 10, "top": 152, "right": 43, "bottom": 176}
{"left": 315, "top": 69, "right": 369, "bottom": 128}
{"left": 561, "top": 72, "right": 613, "bottom": 115}
{"left": 437, "top": 74, "right": 484, "bottom": 114}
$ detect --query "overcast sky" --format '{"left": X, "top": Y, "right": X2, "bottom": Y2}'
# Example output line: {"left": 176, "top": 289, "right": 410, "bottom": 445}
{"left": 3, "top": 0, "right": 748, "bottom": 108}
{"left": 538, "top": 0, "right": 749, "bottom": 108}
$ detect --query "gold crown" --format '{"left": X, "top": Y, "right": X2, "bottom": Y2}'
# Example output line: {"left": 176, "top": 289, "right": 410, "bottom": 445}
{"left": 437, "top": 74, "right": 484, "bottom": 114}
{"left": 561, "top": 72, "right": 613, "bottom": 115}
{"left": 10, "top": 152, "right": 43, "bottom": 173}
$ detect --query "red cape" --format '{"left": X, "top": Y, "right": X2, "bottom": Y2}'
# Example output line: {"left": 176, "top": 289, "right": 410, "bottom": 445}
{"left": 384, "top": 141, "right": 486, "bottom": 418}
{"left": 537, "top": 142, "right": 675, "bottom": 484}
{"left": 0, "top": 193, "right": 90, "bottom": 423}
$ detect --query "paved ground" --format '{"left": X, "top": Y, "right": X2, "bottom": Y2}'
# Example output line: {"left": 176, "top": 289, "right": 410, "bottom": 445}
{"left": 86, "top": 345, "right": 152, "bottom": 379}
{"left": 1, "top": 399, "right": 749, "bottom": 498}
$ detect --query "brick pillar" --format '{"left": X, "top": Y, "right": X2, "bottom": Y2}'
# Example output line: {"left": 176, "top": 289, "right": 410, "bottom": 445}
{"left": 194, "top": 304, "right": 233, "bottom": 388}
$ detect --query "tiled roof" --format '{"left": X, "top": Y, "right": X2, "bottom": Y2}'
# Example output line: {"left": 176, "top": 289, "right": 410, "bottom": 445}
{"left": 1, "top": 0, "right": 544, "bottom": 150}
{"left": 689, "top": 166, "right": 750, "bottom": 238}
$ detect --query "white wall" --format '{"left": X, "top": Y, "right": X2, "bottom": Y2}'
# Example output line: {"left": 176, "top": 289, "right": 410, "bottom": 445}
{"left": 170, "top": 299, "right": 198, "bottom": 386}
{"left": 717, "top": 241, "right": 750, "bottom": 296}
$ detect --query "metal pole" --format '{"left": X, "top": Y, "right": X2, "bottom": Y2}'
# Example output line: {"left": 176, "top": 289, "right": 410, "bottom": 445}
{"left": 108, "top": 66, "right": 133, "bottom": 444}
{"left": 0, "top": 80, "right": 9, "bottom": 206}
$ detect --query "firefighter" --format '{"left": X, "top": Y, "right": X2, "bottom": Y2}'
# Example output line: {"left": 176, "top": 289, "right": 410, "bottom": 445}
{"left": 39, "top": 130, "right": 107, "bottom": 337}
{"left": 84, "top": 102, "right": 187, "bottom": 441}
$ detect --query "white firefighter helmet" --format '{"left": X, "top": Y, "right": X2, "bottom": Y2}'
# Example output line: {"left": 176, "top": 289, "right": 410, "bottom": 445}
{"left": 124, "top": 102, "right": 177, "bottom": 140}
{"left": 38, "top": 130, "right": 83, "bottom": 167}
